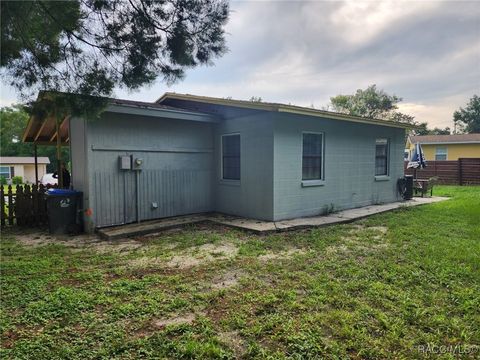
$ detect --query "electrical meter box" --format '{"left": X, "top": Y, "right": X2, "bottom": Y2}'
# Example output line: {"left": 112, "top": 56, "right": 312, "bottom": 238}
{"left": 133, "top": 157, "right": 143, "bottom": 170}
{"left": 119, "top": 155, "right": 132, "bottom": 170}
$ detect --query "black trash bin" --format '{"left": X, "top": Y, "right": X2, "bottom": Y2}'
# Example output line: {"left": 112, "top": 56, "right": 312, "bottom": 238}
{"left": 45, "top": 189, "right": 82, "bottom": 234}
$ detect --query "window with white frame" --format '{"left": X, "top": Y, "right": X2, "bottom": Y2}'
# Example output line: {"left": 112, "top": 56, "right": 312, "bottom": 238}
{"left": 375, "top": 139, "right": 389, "bottom": 176}
{"left": 302, "top": 133, "right": 324, "bottom": 180}
{"left": 0, "top": 166, "right": 11, "bottom": 179}
{"left": 222, "top": 134, "right": 240, "bottom": 180}
{"left": 435, "top": 146, "right": 447, "bottom": 160}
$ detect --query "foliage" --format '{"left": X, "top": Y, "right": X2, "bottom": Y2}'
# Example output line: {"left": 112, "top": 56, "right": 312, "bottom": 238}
{"left": 0, "top": 176, "right": 7, "bottom": 185}
{"left": 0, "top": 105, "right": 69, "bottom": 172}
{"left": 11, "top": 176, "right": 23, "bottom": 185}
{"left": 453, "top": 95, "right": 480, "bottom": 133}
{"left": 249, "top": 96, "right": 263, "bottom": 102}
{"left": 329, "top": 84, "right": 414, "bottom": 122}
{"left": 414, "top": 122, "right": 451, "bottom": 136}
{"left": 1, "top": 0, "right": 229, "bottom": 100}
{"left": 1, "top": 186, "right": 479, "bottom": 358}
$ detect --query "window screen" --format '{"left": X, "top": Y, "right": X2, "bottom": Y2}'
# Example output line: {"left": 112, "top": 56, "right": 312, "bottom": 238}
{"left": 435, "top": 147, "right": 447, "bottom": 160}
{"left": 222, "top": 134, "right": 240, "bottom": 180}
{"left": 302, "top": 133, "right": 324, "bottom": 180}
{"left": 375, "top": 139, "right": 389, "bottom": 176}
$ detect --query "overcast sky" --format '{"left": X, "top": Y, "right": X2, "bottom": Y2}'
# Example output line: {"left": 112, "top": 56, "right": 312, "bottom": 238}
{"left": 1, "top": 0, "right": 479, "bottom": 128}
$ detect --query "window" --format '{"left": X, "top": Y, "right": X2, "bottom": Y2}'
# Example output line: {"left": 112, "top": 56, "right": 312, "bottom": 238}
{"left": 404, "top": 150, "right": 410, "bottom": 161}
{"left": 222, "top": 134, "right": 240, "bottom": 180}
{"left": 435, "top": 146, "right": 447, "bottom": 160}
{"left": 302, "top": 133, "right": 324, "bottom": 180}
{"left": 0, "top": 166, "right": 11, "bottom": 179}
{"left": 375, "top": 139, "right": 389, "bottom": 176}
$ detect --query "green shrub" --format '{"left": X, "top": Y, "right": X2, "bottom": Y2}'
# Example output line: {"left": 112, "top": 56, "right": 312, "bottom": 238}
{"left": 0, "top": 176, "right": 7, "bottom": 185}
{"left": 12, "top": 176, "right": 23, "bottom": 185}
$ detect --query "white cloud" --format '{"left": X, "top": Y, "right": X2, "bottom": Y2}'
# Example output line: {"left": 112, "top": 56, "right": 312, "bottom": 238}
{"left": 330, "top": 1, "right": 440, "bottom": 45}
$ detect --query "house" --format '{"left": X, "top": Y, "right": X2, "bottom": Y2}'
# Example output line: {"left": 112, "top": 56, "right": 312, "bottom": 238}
{"left": 407, "top": 134, "right": 480, "bottom": 161}
{"left": 23, "top": 93, "right": 413, "bottom": 232}
{"left": 0, "top": 156, "right": 50, "bottom": 184}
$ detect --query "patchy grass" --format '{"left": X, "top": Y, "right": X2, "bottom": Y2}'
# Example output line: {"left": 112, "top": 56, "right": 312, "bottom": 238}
{"left": 1, "top": 186, "right": 479, "bottom": 359}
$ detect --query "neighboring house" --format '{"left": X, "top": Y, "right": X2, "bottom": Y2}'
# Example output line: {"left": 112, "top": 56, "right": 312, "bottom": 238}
{"left": 0, "top": 157, "right": 50, "bottom": 184}
{"left": 407, "top": 134, "right": 480, "bottom": 161}
{"left": 23, "top": 93, "right": 412, "bottom": 232}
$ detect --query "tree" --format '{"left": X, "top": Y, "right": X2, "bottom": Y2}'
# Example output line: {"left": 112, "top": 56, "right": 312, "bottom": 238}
{"left": 414, "top": 122, "right": 451, "bottom": 136}
{"left": 453, "top": 95, "right": 480, "bottom": 133}
{"left": 329, "top": 84, "right": 414, "bottom": 122}
{"left": 1, "top": 0, "right": 229, "bottom": 99}
{"left": 0, "top": 105, "right": 33, "bottom": 157}
{"left": 0, "top": 105, "right": 69, "bottom": 172}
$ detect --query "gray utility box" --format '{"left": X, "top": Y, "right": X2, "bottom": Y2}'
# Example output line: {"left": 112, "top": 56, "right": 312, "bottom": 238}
{"left": 119, "top": 155, "right": 132, "bottom": 170}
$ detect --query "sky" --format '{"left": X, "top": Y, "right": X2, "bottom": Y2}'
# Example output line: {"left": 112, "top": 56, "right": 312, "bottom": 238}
{"left": 1, "top": 0, "right": 479, "bottom": 129}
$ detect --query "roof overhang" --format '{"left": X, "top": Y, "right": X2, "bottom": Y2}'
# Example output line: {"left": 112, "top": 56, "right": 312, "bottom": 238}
{"left": 413, "top": 141, "right": 480, "bottom": 145}
{"left": 105, "top": 104, "right": 219, "bottom": 123}
{"left": 23, "top": 95, "right": 219, "bottom": 146}
{"left": 157, "top": 92, "right": 416, "bottom": 129}
{"left": 22, "top": 113, "right": 70, "bottom": 146}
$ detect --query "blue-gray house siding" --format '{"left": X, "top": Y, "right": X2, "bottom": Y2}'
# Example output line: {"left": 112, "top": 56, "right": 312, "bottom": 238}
{"left": 272, "top": 113, "right": 405, "bottom": 220}
{"left": 69, "top": 99, "right": 407, "bottom": 232}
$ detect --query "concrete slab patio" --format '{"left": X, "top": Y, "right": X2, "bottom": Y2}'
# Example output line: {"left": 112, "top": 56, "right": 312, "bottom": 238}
{"left": 98, "top": 197, "right": 449, "bottom": 239}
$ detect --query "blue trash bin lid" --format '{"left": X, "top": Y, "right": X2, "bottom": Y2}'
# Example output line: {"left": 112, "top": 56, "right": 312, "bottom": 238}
{"left": 46, "top": 188, "right": 80, "bottom": 195}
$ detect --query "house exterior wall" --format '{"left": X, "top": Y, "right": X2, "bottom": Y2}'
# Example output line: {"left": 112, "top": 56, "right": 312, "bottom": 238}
{"left": 85, "top": 112, "right": 214, "bottom": 228}
{"left": 73, "top": 107, "right": 408, "bottom": 231}
{"left": 12, "top": 165, "right": 24, "bottom": 180}
{"left": 415, "top": 143, "right": 480, "bottom": 160}
{"left": 0, "top": 163, "right": 47, "bottom": 183}
{"left": 272, "top": 113, "right": 405, "bottom": 221}
{"left": 23, "top": 164, "right": 47, "bottom": 183}
{"left": 213, "top": 113, "right": 274, "bottom": 220}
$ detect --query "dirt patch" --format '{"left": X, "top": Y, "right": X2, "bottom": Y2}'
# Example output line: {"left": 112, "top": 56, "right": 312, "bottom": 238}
{"left": 12, "top": 231, "right": 142, "bottom": 253}
{"left": 368, "top": 226, "right": 388, "bottom": 234}
{"left": 258, "top": 248, "right": 307, "bottom": 261}
{"left": 152, "top": 311, "right": 204, "bottom": 328}
{"left": 325, "top": 244, "right": 351, "bottom": 255}
{"left": 218, "top": 330, "right": 246, "bottom": 357}
{"left": 128, "top": 242, "right": 239, "bottom": 270}
{"left": 210, "top": 270, "right": 245, "bottom": 290}
{"left": 166, "top": 242, "right": 238, "bottom": 269}
{"left": 332, "top": 225, "right": 390, "bottom": 255}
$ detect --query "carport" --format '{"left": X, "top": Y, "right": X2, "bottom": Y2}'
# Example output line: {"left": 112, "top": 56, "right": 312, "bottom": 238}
{"left": 22, "top": 110, "right": 70, "bottom": 186}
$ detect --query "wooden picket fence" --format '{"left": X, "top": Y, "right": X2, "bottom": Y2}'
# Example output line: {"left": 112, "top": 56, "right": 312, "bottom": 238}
{"left": 1, "top": 184, "right": 57, "bottom": 228}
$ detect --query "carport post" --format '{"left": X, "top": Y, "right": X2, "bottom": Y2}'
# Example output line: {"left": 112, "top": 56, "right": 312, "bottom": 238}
{"left": 55, "top": 113, "right": 63, "bottom": 188}
{"left": 34, "top": 144, "right": 38, "bottom": 184}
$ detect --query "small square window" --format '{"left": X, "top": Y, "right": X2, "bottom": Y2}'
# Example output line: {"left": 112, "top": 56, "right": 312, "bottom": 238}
{"left": 222, "top": 134, "right": 240, "bottom": 180}
{"left": 375, "top": 139, "right": 389, "bottom": 176}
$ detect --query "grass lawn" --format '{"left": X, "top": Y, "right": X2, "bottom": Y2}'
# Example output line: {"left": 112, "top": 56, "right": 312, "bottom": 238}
{"left": 1, "top": 186, "right": 479, "bottom": 359}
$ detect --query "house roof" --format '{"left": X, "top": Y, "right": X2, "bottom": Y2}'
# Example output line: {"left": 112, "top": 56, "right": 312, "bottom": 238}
{"left": 156, "top": 92, "right": 416, "bottom": 129}
{"left": 0, "top": 156, "right": 50, "bottom": 164}
{"left": 22, "top": 93, "right": 216, "bottom": 146}
{"left": 409, "top": 134, "right": 480, "bottom": 144}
